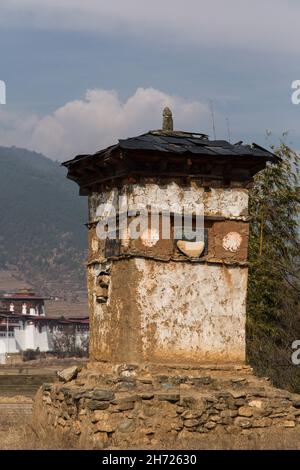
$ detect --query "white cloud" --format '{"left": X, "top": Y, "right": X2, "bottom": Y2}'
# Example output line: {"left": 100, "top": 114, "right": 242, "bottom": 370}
{"left": 1, "top": 0, "right": 299, "bottom": 53}
{"left": 0, "top": 87, "right": 210, "bottom": 160}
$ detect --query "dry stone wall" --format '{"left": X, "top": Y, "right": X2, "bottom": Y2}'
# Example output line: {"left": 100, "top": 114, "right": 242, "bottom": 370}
{"left": 33, "top": 364, "right": 300, "bottom": 449}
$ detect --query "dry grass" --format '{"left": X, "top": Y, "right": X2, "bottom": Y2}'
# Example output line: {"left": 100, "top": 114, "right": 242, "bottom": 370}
{"left": 0, "top": 395, "right": 75, "bottom": 450}
{"left": 0, "top": 417, "right": 76, "bottom": 450}
{"left": 170, "top": 429, "right": 300, "bottom": 450}
{"left": 0, "top": 396, "right": 33, "bottom": 403}
{"left": 1, "top": 418, "right": 300, "bottom": 450}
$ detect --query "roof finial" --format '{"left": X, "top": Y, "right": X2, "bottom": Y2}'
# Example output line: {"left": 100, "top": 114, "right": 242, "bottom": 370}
{"left": 162, "top": 106, "right": 173, "bottom": 131}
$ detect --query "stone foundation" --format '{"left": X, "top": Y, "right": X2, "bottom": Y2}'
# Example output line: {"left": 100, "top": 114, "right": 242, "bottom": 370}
{"left": 32, "top": 362, "right": 300, "bottom": 449}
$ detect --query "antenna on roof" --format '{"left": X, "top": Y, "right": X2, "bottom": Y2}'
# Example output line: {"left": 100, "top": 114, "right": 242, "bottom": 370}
{"left": 226, "top": 117, "right": 231, "bottom": 143}
{"left": 209, "top": 100, "right": 216, "bottom": 140}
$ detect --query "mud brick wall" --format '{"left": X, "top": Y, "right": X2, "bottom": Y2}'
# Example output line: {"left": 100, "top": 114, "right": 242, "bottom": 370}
{"left": 86, "top": 180, "right": 249, "bottom": 364}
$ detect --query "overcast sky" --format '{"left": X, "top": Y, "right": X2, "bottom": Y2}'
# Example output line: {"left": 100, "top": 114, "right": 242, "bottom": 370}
{"left": 0, "top": 0, "right": 299, "bottom": 160}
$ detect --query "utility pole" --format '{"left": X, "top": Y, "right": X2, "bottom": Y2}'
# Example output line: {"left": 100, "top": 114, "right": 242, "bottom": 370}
{"left": 226, "top": 117, "right": 231, "bottom": 143}
{"left": 209, "top": 100, "right": 216, "bottom": 140}
{"left": 6, "top": 316, "right": 9, "bottom": 364}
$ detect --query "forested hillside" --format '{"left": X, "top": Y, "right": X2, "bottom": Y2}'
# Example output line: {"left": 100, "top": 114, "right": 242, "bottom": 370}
{"left": 0, "top": 146, "right": 87, "bottom": 300}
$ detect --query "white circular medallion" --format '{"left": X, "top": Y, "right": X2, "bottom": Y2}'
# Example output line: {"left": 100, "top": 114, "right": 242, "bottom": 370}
{"left": 141, "top": 228, "right": 159, "bottom": 247}
{"left": 222, "top": 232, "right": 242, "bottom": 252}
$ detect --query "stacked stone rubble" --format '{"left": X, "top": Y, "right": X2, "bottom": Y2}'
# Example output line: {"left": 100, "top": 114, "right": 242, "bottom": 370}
{"left": 34, "top": 365, "right": 300, "bottom": 448}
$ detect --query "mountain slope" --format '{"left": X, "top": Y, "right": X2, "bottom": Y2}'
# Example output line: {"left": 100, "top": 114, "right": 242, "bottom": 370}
{"left": 0, "top": 146, "right": 87, "bottom": 299}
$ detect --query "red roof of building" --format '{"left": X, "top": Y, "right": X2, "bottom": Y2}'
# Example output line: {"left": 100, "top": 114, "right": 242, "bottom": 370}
{"left": 0, "top": 288, "right": 48, "bottom": 301}
{"left": 0, "top": 311, "right": 89, "bottom": 325}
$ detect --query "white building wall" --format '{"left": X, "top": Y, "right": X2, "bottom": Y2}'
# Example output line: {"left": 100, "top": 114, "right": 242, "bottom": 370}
{"left": 32, "top": 325, "right": 52, "bottom": 351}
{"left": 75, "top": 330, "right": 89, "bottom": 349}
{"left": 0, "top": 335, "right": 19, "bottom": 354}
{"left": 0, "top": 322, "right": 88, "bottom": 361}
{"left": 15, "top": 323, "right": 52, "bottom": 352}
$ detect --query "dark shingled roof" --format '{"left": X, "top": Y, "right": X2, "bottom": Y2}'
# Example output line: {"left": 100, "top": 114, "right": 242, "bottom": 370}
{"left": 63, "top": 130, "right": 279, "bottom": 166}
{"left": 118, "top": 131, "right": 274, "bottom": 158}
{"left": 62, "top": 130, "right": 280, "bottom": 194}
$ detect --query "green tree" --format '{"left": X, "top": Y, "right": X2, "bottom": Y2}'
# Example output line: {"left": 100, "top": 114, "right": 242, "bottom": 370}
{"left": 247, "top": 142, "right": 300, "bottom": 391}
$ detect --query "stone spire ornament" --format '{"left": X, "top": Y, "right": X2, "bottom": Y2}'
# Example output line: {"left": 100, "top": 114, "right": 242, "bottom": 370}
{"left": 162, "top": 106, "right": 173, "bottom": 131}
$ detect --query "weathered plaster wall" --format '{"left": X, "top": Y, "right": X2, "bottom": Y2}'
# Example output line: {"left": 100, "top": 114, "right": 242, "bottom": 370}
{"left": 87, "top": 180, "right": 249, "bottom": 364}
{"left": 89, "top": 259, "right": 247, "bottom": 363}
{"left": 89, "top": 181, "right": 248, "bottom": 221}
{"left": 135, "top": 259, "right": 247, "bottom": 363}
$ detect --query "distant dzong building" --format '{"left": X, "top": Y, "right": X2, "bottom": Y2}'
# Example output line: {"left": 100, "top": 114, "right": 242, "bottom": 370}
{"left": 2, "top": 288, "right": 46, "bottom": 316}
{"left": 0, "top": 289, "right": 89, "bottom": 363}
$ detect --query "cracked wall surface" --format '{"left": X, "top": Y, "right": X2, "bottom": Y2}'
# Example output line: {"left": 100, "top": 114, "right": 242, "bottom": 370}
{"left": 87, "top": 180, "right": 249, "bottom": 364}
